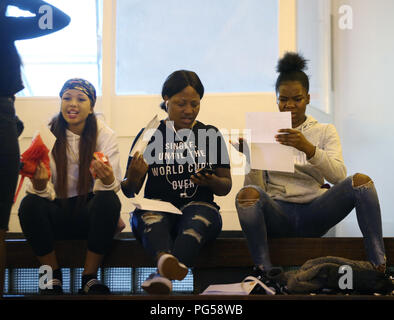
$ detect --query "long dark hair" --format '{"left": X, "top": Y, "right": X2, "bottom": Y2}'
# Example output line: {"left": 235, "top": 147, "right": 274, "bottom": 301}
{"left": 50, "top": 112, "right": 97, "bottom": 202}
{"left": 275, "top": 52, "right": 310, "bottom": 93}
{"left": 160, "top": 70, "right": 204, "bottom": 111}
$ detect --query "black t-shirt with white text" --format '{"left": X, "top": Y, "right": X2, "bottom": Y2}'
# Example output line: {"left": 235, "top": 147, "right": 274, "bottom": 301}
{"left": 125, "top": 120, "right": 230, "bottom": 210}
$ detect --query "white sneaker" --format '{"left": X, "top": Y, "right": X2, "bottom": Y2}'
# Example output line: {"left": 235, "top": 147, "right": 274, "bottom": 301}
{"left": 158, "top": 253, "right": 188, "bottom": 281}
{"left": 141, "top": 272, "right": 172, "bottom": 295}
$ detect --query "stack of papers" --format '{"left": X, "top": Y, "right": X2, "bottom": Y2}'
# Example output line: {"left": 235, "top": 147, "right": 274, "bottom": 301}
{"left": 201, "top": 280, "right": 257, "bottom": 295}
{"left": 130, "top": 197, "right": 182, "bottom": 215}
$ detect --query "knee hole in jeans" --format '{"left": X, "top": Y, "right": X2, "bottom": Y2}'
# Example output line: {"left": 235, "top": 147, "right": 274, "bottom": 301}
{"left": 236, "top": 187, "right": 260, "bottom": 207}
{"left": 183, "top": 228, "right": 203, "bottom": 243}
{"left": 192, "top": 215, "right": 211, "bottom": 227}
{"left": 141, "top": 212, "right": 164, "bottom": 227}
{"left": 352, "top": 173, "right": 372, "bottom": 187}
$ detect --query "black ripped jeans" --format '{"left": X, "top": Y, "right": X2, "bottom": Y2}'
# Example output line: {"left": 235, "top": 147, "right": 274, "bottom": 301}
{"left": 131, "top": 202, "right": 222, "bottom": 266}
{"left": 18, "top": 191, "right": 121, "bottom": 256}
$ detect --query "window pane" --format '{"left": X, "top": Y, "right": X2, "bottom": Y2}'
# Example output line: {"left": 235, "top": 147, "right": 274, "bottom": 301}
{"left": 116, "top": 0, "right": 278, "bottom": 95}
{"left": 10, "top": 268, "right": 39, "bottom": 294}
{"left": 297, "top": 0, "right": 331, "bottom": 113}
{"left": 103, "top": 267, "right": 133, "bottom": 293}
{"left": 9, "top": 0, "right": 101, "bottom": 96}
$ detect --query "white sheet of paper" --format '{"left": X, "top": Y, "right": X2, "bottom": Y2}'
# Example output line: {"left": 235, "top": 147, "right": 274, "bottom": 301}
{"left": 245, "top": 112, "right": 294, "bottom": 172}
{"left": 130, "top": 197, "right": 182, "bottom": 215}
{"left": 130, "top": 115, "right": 161, "bottom": 157}
{"left": 250, "top": 143, "right": 294, "bottom": 173}
{"left": 246, "top": 112, "right": 291, "bottom": 143}
{"left": 200, "top": 281, "right": 257, "bottom": 295}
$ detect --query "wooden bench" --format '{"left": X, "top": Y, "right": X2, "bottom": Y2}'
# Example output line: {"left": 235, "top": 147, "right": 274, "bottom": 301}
{"left": 5, "top": 233, "right": 394, "bottom": 294}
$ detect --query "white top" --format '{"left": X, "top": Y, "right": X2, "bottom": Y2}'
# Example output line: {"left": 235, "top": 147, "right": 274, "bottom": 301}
{"left": 26, "top": 119, "right": 122, "bottom": 200}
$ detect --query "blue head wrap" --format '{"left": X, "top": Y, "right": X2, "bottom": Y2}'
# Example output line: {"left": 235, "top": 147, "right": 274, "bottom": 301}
{"left": 59, "top": 78, "right": 97, "bottom": 107}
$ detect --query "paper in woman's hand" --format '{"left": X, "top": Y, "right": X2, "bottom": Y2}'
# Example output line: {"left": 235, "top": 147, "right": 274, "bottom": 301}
{"left": 246, "top": 112, "right": 291, "bottom": 144}
{"left": 246, "top": 112, "right": 294, "bottom": 172}
{"left": 129, "top": 115, "right": 160, "bottom": 157}
{"left": 131, "top": 197, "right": 182, "bottom": 215}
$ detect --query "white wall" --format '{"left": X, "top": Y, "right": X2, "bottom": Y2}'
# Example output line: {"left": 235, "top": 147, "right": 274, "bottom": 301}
{"left": 332, "top": 0, "right": 394, "bottom": 236}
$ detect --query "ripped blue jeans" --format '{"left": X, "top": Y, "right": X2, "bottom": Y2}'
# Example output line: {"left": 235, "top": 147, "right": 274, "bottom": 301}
{"left": 235, "top": 175, "right": 386, "bottom": 270}
{"left": 131, "top": 202, "right": 222, "bottom": 267}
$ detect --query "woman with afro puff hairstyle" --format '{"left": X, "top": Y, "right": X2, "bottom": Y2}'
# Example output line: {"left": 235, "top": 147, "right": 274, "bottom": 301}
{"left": 233, "top": 52, "right": 386, "bottom": 294}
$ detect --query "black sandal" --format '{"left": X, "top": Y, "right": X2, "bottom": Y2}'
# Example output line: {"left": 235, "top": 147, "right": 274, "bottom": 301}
{"left": 39, "top": 279, "right": 63, "bottom": 295}
{"left": 79, "top": 278, "right": 110, "bottom": 295}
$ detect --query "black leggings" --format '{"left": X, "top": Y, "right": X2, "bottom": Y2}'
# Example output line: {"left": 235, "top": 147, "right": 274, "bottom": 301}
{"left": 0, "top": 97, "right": 20, "bottom": 230}
{"left": 18, "top": 191, "right": 121, "bottom": 256}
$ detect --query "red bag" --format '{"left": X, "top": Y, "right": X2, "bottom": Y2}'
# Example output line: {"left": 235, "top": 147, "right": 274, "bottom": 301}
{"left": 14, "top": 134, "right": 51, "bottom": 202}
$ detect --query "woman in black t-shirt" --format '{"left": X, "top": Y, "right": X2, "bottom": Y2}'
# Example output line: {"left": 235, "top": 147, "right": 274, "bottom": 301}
{"left": 0, "top": 0, "right": 70, "bottom": 297}
{"left": 122, "top": 70, "right": 232, "bottom": 294}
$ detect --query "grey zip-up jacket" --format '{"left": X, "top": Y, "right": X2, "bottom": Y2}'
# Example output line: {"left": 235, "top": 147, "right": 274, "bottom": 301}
{"left": 244, "top": 116, "right": 347, "bottom": 203}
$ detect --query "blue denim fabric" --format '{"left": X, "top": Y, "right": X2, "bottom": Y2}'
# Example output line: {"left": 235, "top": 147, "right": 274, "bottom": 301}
{"left": 131, "top": 202, "right": 222, "bottom": 267}
{"left": 235, "top": 175, "right": 385, "bottom": 269}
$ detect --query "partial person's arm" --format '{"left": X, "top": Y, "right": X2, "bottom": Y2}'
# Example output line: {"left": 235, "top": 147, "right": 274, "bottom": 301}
{"left": 121, "top": 152, "right": 148, "bottom": 198}
{"left": 25, "top": 161, "right": 56, "bottom": 200}
{"left": 191, "top": 130, "right": 232, "bottom": 196}
{"left": 275, "top": 124, "right": 347, "bottom": 184}
{"left": 307, "top": 124, "right": 347, "bottom": 184}
{"left": 6, "top": 0, "right": 70, "bottom": 40}
{"left": 121, "top": 129, "right": 148, "bottom": 198}
{"left": 93, "top": 126, "right": 122, "bottom": 193}
{"left": 191, "top": 167, "right": 232, "bottom": 196}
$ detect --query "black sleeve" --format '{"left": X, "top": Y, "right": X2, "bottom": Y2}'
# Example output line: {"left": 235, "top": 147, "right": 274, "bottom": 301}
{"left": 6, "top": 0, "right": 70, "bottom": 41}
{"left": 123, "top": 128, "right": 145, "bottom": 179}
